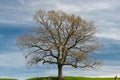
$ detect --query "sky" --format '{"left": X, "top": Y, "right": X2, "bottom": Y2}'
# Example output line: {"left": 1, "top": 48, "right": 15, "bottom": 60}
{"left": 0, "top": 0, "right": 120, "bottom": 80}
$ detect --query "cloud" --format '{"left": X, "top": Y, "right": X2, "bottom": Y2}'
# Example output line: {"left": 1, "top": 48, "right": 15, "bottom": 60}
{"left": 61, "top": 65, "right": 120, "bottom": 77}
{"left": 0, "top": 0, "right": 114, "bottom": 25}
{"left": 96, "top": 26, "right": 120, "bottom": 40}
{"left": 0, "top": 19, "right": 32, "bottom": 24}
{"left": 96, "top": 33, "right": 120, "bottom": 41}
{"left": 56, "top": 4, "right": 80, "bottom": 13}
{"left": 0, "top": 51, "right": 26, "bottom": 68}
{"left": 57, "top": 2, "right": 112, "bottom": 13}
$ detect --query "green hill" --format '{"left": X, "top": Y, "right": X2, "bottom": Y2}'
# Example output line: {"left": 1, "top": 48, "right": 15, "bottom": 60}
{"left": 26, "top": 76, "right": 114, "bottom": 80}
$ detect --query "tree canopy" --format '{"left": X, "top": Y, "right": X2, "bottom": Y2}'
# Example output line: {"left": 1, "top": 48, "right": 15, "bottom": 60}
{"left": 17, "top": 9, "right": 101, "bottom": 80}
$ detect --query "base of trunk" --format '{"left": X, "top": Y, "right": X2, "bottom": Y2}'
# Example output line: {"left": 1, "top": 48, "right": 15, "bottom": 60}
{"left": 57, "top": 77, "right": 64, "bottom": 80}
{"left": 58, "top": 65, "right": 63, "bottom": 80}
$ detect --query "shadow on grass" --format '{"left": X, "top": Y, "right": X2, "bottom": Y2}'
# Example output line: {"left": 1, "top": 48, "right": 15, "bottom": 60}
{"left": 26, "top": 77, "right": 58, "bottom": 80}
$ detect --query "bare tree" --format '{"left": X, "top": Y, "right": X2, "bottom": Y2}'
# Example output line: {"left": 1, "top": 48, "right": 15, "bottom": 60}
{"left": 16, "top": 9, "right": 101, "bottom": 80}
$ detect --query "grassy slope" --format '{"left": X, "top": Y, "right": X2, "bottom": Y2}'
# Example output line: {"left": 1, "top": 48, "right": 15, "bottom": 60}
{"left": 27, "top": 76, "right": 114, "bottom": 80}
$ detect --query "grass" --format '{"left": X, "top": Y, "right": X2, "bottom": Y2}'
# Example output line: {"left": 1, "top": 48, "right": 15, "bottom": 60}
{"left": 26, "top": 76, "right": 115, "bottom": 80}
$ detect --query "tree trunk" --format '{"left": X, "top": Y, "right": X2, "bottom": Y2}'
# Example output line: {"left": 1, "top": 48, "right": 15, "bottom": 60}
{"left": 58, "top": 65, "right": 63, "bottom": 80}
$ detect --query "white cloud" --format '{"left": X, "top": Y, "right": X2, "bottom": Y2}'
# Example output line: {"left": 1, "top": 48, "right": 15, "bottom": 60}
{"left": 56, "top": 2, "right": 112, "bottom": 13}
{"left": 0, "top": 19, "right": 32, "bottom": 24}
{"left": 96, "top": 27, "right": 120, "bottom": 40}
{"left": 61, "top": 65, "right": 120, "bottom": 77}
{"left": 56, "top": 4, "right": 80, "bottom": 13}
{"left": 0, "top": 51, "right": 26, "bottom": 68}
{"left": 0, "top": 0, "right": 118, "bottom": 25}
{"left": 87, "top": 2, "right": 112, "bottom": 11}
{"left": 96, "top": 33, "right": 120, "bottom": 41}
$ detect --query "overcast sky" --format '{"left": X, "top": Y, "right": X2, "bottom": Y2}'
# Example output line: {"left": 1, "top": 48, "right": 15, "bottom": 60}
{"left": 0, "top": 0, "right": 120, "bottom": 80}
